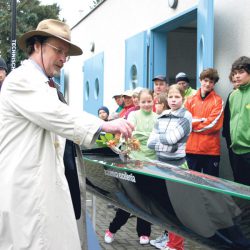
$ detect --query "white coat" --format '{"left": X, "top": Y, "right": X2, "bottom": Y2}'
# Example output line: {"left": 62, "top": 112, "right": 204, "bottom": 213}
{"left": 0, "top": 59, "right": 103, "bottom": 250}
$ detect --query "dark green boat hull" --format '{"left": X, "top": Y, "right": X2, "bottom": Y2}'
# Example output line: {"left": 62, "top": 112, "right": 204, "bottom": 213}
{"left": 83, "top": 147, "right": 250, "bottom": 249}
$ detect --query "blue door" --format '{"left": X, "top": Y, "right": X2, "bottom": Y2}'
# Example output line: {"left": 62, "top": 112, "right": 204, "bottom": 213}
{"left": 197, "top": 0, "right": 214, "bottom": 86}
{"left": 125, "top": 31, "right": 148, "bottom": 90}
{"left": 83, "top": 53, "right": 104, "bottom": 115}
{"left": 149, "top": 6, "right": 197, "bottom": 89}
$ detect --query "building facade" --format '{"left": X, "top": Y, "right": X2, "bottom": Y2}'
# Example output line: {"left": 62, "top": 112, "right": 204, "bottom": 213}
{"left": 63, "top": 0, "right": 250, "bottom": 179}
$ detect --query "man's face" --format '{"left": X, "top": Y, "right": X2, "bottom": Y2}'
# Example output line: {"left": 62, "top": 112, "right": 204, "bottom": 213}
{"left": 122, "top": 95, "right": 133, "bottom": 107}
{"left": 33, "top": 37, "right": 70, "bottom": 78}
{"left": 177, "top": 80, "right": 188, "bottom": 91}
{"left": 200, "top": 78, "right": 215, "bottom": 95}
{"left": 114, "top": 96, "right": 123, "bottom": 106}
{"left": 0, "top": 68, "right": 7, "bottom": 85}
{"left": 233, "top": 69, "right": 250, "bottom": 86}
{"left": 154, "top": 80, "right": 168, "bottom": 95}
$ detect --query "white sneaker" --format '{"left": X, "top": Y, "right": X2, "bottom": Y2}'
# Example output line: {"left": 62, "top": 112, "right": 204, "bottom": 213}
{"left": 104, "top": 229, "right": 115, "bottom": 244}
{"left": 155, "top": 239, "right": 169, "bottom": 249}
{"left": 139, "top": 235, "right": 150, "bottom": 245}
{"left": 150, "top": 232, "right": 168, "bottom": 248}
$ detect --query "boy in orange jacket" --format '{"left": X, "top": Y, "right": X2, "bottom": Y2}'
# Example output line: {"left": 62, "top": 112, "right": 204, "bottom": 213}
{"left": 185, "top": 68, "right": 224, "bottom": 177}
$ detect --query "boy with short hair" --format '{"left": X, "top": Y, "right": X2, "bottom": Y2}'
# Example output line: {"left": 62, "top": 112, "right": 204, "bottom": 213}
{"left": 185, "top": 68, "right": 224, "bottom": 177}
{"left": 229, "top": 56, "right": 250, "bottom": 186}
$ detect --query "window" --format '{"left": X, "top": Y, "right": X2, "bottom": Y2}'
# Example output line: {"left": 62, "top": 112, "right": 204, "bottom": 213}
{"left": 130, "top": 64, "right": 138, "bottom": 89}
{"left": 85, "top": 81, "right": 90, "bottom": 100}
{"left": 94, "top": 78, "right": 100, "bottom": 99}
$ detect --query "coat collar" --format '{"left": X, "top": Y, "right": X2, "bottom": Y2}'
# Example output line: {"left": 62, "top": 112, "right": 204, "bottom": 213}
{"left": 159, "top": 107, "right": 186, "bottom": 119}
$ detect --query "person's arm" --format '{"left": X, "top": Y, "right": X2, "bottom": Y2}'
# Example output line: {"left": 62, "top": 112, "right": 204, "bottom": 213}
{"left": 192, "top": 98, "right": 224, "bottom": 134}
{"left": 222, "top": 95, "right": 231, "bottom": 147}
{"left": 159, "top": 118, "right": 191, "bottom": 145}
{"left": 101, "top": 118, "right": 134, "bottom": 140}
{"left": 6, "top": 74, "right": 133, "bottom": 147}
{"left": 127, "top": 110, "right": 137, "bottom": 126}
{"left": 147, "top": 124, "right": 177, "bottom": 153}
{"left": 147, "top": 126, "right": 159, "bottom": 150}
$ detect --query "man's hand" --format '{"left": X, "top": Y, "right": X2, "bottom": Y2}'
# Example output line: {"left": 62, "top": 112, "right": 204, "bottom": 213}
{"left": 101, "top": 118, "right": 134, "bottom": 140}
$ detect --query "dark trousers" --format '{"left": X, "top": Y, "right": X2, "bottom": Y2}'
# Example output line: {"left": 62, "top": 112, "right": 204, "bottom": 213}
{"left": 64, "top": 140, "right": 81, "bottom": 219}
{"left": 186, "top": 154, "right": 220, "bottom": 177}
{"left": 228, "top": 148, "right": 235, "bottom": 172}
{"left": 227, "top": 147, "right": 237, "bottom": 179}
{"left": 232, "top": 152, "right": 250, "bottom": 186}
{"left": 109, "top": 208, "right": 151, "bottom": 237}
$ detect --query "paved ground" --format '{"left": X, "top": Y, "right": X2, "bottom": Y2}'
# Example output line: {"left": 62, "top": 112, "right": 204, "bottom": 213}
{"left": 87, "top": 192, "right": 210, "bottom": 250}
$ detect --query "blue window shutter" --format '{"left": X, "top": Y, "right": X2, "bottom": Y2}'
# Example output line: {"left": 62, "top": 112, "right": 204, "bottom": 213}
{"left": 197, "top": 0, "right": 214, "bottom": 87}
{"left": 83, "top": 53, "right": 104, "bottom": 115}
{"left": 125, "top": 31, "right": 148, "bottom": 90}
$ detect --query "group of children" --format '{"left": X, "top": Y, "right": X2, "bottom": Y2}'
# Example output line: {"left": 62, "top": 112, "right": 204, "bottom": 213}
{"left": 98, "top": 56, "right": 250, "bottom": 250}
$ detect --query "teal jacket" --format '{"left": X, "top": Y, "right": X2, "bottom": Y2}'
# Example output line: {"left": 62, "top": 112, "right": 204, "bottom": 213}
{"left": 229, "top": 82, "right": 250, "bottom": 154}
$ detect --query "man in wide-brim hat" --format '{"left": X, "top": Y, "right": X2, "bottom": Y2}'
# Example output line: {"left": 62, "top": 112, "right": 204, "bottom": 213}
{"left": 18, "top": 19, "right": 82, "bottom": 56}
{"left": 0, "top": 19, "right": 134, "bottom": 250}
{"left": 18, "top": 19, "right": 82, "bottom": 78}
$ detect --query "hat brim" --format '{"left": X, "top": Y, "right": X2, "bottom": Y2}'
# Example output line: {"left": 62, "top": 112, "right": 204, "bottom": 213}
{"left": 18, "top": 30, "right": 82, "bottom": 56}
{"left": 122, "top": 95, "right": 132, "bottom": 97}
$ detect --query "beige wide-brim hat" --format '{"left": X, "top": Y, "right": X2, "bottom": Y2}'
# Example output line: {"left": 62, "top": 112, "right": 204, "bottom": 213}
{"left": 18, "top": 19, "right": 82, "bottom": 56}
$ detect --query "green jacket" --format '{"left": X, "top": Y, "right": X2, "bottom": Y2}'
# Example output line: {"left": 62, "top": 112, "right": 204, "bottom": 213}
{"left": 229, "top": 82, "right": 250, "bottom": 154}
{"left": 185, "top": 87, "right": 196, "bottom": 98}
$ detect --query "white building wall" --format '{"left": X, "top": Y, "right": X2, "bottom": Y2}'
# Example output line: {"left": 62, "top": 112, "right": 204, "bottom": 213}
{"left": 67, "top": 0, "right": 197, "bottom": 112}
{"left": 214, "top": 0, "right": 250, "bottom": 101}
{"left": 67, "top": 0, "right": 250, "bottom": 111}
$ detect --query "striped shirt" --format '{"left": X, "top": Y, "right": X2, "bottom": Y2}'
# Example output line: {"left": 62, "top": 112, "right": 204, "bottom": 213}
{"left": 147, "top": 107, "right": 192, "bottom": 161}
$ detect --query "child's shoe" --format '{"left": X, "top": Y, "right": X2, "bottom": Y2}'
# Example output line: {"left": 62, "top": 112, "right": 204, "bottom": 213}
{"left": 139, "top": 235, "right": 150, "bottom": 245}
{"left": 150, "top": 231, "right": 168, "bottom": 248}
{"left": 104, "top": 229, "right": 115, "bottom": 243}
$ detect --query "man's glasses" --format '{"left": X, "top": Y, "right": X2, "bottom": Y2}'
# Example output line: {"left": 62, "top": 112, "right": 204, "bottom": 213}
{"left": 45, "top": 43, "right": 70, "bottom": 61}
